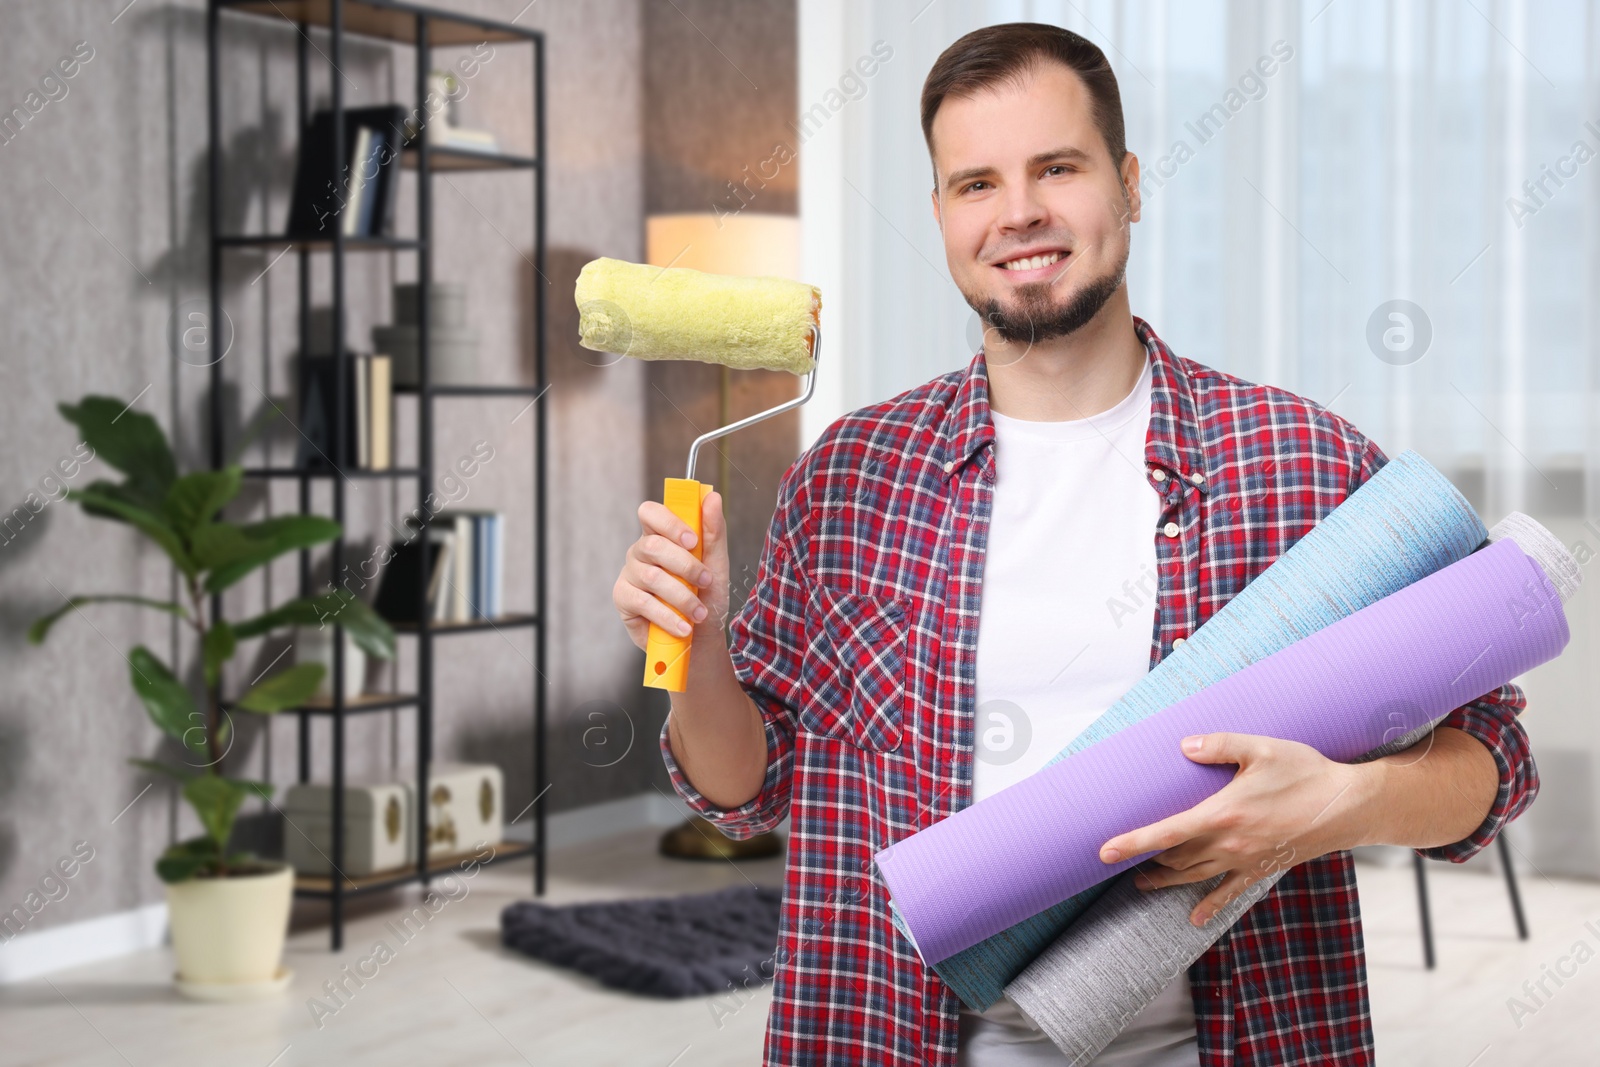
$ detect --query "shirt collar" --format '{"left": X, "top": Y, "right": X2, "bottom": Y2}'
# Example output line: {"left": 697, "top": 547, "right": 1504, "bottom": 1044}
{"left": 934, "top": 315, "right": 1206, "bottom": 487}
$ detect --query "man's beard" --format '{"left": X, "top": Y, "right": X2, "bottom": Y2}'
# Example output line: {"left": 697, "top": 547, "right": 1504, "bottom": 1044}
{"left": 968, "top": 240, "right": 1128, "bottom": 347}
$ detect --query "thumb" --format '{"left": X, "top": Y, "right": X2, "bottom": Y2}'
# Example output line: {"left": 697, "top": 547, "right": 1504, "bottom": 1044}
{"left": 1180, "top": 732, "right": 1246, "bottom": 765}
{"left": 701, "top": 490, "right": 730, "bottom": 574}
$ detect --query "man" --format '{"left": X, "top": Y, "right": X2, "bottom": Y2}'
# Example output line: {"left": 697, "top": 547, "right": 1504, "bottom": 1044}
{"left": 612, "top": 22, "right": 1535, "bottom": 1067}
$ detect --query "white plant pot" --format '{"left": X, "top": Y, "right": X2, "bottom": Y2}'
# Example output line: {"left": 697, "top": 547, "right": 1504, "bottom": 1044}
{"left": 166, "top": 862, "right": 294, "bottom": 1000}
{"left": 297, "top": 626, "right": 367, "bottom": 702}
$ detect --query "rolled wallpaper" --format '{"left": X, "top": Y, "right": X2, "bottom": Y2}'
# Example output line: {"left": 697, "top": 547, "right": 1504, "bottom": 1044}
{"left": 875, "top": 452, "right": 1497, "bottom": 1009}
{"left": 1006, "top": 512, "right": 1580, "bottom": 1063}
{"left": 876, "top": 534, "right": 1568, "bottom": 966}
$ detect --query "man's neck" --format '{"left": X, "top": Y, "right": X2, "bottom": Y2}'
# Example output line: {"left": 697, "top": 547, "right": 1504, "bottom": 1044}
{"left": 984, "top": 295, "right": 1146, "bottom": 423}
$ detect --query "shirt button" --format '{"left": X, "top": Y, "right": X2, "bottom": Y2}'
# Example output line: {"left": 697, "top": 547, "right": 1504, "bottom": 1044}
{"left": 1163, "top": 521, "right": 1180, "bottom": 538}
{"left": 1150, "top": 468, "right": 1167, "bottom": 482}
{"left": 1190, "top": 472, "right": 1206, "bottom": 485}
{"left": 1172, "top": 637, "right": 1187, "bottom": 649}
{"left": 943, "top": 461, "right": 955, "bottom": 473}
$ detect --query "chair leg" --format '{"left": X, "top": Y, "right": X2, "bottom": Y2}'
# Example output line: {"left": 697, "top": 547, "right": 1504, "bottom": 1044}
{"left": 1496, "top": 832, "right": 1530, "bottom": 940}
{"left": 1412, "top": 852, "right": 1435, "bottom": 970}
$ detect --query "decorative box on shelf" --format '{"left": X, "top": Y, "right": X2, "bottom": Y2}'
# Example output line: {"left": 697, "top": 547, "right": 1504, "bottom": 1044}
{"left": 283, "top": 762, "right": 504, "bottom": 877}
{"left": 421, "top": 762, "right": 504, "bottom": 858}
{"left": 284, "top": 778, "right": 412, "bottom": 878}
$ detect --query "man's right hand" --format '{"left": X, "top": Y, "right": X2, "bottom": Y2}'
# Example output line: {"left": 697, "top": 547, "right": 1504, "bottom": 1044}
{"left": 613, "top": 489, "right": 731, "bottom": 652}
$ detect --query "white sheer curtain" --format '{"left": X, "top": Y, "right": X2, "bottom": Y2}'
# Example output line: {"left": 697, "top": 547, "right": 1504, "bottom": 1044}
{"left": 800, "top": 0, "right": 1600, "bottom": 877}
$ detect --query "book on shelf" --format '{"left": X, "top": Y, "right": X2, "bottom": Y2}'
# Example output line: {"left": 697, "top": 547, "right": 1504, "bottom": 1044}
{"left": 430, "top": 126, "right": 501, "bottom": 154}
{"left": 286, "top": 105, "right": 406, "bottom": 238}
{"left": 294, "top": 353, "right": 393, "bottom": 472}
{"left": 371, "top": 536, "right": 447, "bottom": 625}
{"left": 372, "top": 512, "right": 504, "bottom": 626}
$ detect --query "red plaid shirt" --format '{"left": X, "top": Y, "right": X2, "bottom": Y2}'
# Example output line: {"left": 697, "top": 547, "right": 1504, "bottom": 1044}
{"left": 660, "top": 316, "right": 1538, "bottom": 1066}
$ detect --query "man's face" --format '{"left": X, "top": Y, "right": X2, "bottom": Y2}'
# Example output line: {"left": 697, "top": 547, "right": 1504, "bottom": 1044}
{"left": 929, "top": 61, "right": 1139, "bottom": 349}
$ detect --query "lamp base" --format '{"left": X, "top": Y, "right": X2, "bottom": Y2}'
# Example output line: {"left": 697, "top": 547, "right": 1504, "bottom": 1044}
{"left": 658, "top": 815, "right": 784, "bottom": 861}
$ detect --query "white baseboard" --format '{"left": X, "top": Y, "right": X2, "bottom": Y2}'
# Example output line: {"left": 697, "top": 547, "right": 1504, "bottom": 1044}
{"left": 0, "top": 902, "right": 168, "bottom": 984}
{"left": 0, "top": 789, "right": 717, "bottom": 985}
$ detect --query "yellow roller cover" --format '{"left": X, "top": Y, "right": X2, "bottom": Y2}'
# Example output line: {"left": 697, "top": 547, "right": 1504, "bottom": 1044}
{"left": 575, "top": 256, "right": 820, "bottom": 375}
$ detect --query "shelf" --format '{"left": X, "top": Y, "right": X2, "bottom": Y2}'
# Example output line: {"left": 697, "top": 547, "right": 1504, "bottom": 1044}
{"left": 402, "top": 147, "right": 539, "bottom": 172}
{"left": 241, "top": 466, "right": 423, "bottom": 479}
{"left": 210, "top": 0, "right": 548, "bottom": 951}
{"left": 221, "top": 0, "right": 538, "bottom": 45}
{"left": 217, "top": 234, "right": 421, "bottom": 252}
{"left": 293, "top": 839, "right": 536, "bottom": 898}
{"left": 393, "top": 612, "right": 538, "bottom": 635}
{"left": 295, "top": 692, "right": 420, "bottom": 715}
{"left": 397, "top": 384, "right": 545, "bottom": 398}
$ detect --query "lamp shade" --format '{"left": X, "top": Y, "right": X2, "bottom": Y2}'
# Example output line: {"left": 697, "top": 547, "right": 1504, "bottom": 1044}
{"left": 646, "top": 213, "right": 800, "bottom": 281}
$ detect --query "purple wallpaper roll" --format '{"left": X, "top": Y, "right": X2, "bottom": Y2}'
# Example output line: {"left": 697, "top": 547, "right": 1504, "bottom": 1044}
{"left": 874, "top": 537, "right": 1568, "bottom": 965}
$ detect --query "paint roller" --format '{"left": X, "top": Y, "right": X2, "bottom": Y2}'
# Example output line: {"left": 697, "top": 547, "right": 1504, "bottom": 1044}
{"left": 575, "top": 255, "right": 822, "bottom": 692}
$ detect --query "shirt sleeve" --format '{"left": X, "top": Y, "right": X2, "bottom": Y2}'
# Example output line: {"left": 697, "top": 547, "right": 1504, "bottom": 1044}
{"left": 659, "top": 472, "right": 808, "bottom": 841}
{"left": 1413, "top": 681, "right": 1539, "bottom": 862}
{"left": 1344, "top": 433, "right": 1541, "bottom": 863}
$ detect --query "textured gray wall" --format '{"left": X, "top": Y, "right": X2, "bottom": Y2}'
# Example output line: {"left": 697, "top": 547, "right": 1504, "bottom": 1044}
{"left": 0, "top": 0, "right": 797, "bottom": 936}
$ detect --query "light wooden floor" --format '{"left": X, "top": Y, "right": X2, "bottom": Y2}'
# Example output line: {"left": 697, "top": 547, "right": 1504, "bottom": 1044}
{"left": 2, "top": 830, "right": 1596, "bottom": 1066}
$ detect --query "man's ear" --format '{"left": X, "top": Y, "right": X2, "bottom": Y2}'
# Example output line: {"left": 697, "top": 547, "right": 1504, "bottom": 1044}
{"left": 1120, "top": 151, "right": 1142, "bottom": 227}
{"left": 930, "top": 186, "right": 941, "bottom": 230}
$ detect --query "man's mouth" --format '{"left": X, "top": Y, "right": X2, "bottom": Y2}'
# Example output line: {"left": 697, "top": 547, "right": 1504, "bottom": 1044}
{"left": 994, "top": 250, "right": 1069, "bottom": 278}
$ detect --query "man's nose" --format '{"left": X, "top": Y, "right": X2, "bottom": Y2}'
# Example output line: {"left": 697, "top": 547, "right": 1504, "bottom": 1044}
{"left": 996, "top": 180, "right": 1049, "bottom": 233}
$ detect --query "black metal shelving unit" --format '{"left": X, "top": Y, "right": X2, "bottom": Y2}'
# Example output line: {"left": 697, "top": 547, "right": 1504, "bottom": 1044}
{"left": 206, "top": 0, "right": 547, "bottom": 950}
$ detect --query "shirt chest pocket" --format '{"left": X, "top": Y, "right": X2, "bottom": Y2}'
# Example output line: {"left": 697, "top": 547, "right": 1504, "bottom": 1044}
{"left": 798, "top": 581, "right": 910, "bottom": 752}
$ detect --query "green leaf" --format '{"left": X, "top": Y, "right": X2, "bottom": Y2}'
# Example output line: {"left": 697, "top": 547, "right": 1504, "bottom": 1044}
{"left": 183, "top": 776, "right": 249, "bottom": 851}
{"left": 28, "top": 595, "right": 187, "bottom": 645}
{"left": 234, "top": 591, "right": 396, "bottom": 661}
{"left": 203, "top": 515, "right": 342, "bottom": 594}
{"left": 127, "top": 757, "right": 197, "bottom": 783}
{"left": 128, "top": 646, "right": 209, "bottom": 760}
{"left": 201, "top": 622, "right": 236, "bottom": 688}
{"left": 237, "top": 663, "right": 325, "bottom": 713}
{"left": 231, "top": 777, "right": 274, "bottom": 800}
{"left": 66, "top": 483, "right": 195, "bottom": 577}
{"left": 189, "top": 522, "right": 263, "bottom": 576}
{"left": 164, "top": 467, "right": 242, "bottom": 536}
{"left": 156, "top": 836, "right": 221, "bottom": 883}
{"left": 57, "top": 397, "right": 177, "bottom": 510}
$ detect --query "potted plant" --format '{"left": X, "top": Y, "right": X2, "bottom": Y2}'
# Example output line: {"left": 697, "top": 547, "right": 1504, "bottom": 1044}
{"left": 27, "top": 396, "right": 396, "bottom": 1001}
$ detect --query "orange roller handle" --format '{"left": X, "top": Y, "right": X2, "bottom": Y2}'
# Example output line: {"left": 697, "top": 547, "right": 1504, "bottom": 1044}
{"left": 643, "top": 478, "right": 712, "bottom": 691}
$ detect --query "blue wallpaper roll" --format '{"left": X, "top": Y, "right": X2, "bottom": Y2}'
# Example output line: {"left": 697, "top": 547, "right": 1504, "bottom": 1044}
{"left": 898, "top": 450, "right": 1489, "bottom": 1010}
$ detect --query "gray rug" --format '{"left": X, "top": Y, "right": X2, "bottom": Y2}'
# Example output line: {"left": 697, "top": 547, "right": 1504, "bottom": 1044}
{"left": 500, "top": 884, "right": 783, "bottom": 997}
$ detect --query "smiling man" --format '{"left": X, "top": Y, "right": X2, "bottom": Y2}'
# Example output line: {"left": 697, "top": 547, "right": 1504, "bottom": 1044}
{"left": 616, "top": 21, "right": 1536, "bottom": 1067}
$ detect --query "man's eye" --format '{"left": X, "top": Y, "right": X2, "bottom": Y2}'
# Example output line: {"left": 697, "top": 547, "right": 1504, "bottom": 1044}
{"left": 963, "top": 181, "right": 989, "bottom": 193}
{"left": 1045, "top": 165, "right": 1071, "bottom": 176}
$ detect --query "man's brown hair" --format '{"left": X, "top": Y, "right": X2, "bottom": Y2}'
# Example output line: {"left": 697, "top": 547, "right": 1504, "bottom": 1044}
{"left": 920, "top": 22, "right": 1126, "bottom": 189}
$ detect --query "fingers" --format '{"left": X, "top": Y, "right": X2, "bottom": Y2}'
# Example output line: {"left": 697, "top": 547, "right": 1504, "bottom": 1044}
{"left": 1134, "top": 857, "right": 1226, "bottom": 891}
{"left": 633, "top": 529, "right": 713, "bottom": 589}
{"left": 613, "top": 572, "right": 700, "bottom": 638}
{"left": 1181, "top": 731, "right": 1270, "bottom": 766}
{"left": 1193, "top": 870, "right": 1256, "bottom": 926}
{"left": 614, "top": 583, "right": 692, "bottom": 637}
{"left": 1101, "top": 808, "right": 1207, "bottom": 864}
{"left": 638, "top": 499, "right": 701, "bottom": 550}
{"left": 624, "top": 547, "right": 708, "bottom": 624}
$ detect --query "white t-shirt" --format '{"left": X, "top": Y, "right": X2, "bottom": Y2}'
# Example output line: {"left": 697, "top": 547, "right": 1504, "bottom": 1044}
{"left": 958, "top": 355, "right": 1202, "bottom": 1067}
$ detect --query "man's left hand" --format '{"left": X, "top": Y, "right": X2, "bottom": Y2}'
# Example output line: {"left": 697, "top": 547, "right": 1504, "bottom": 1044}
{"left": 1097, "top": 732, "right": 1375, "bottom": 927}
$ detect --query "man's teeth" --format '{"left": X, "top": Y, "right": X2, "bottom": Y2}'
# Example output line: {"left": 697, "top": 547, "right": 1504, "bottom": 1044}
{"left": 1001, "top": 252, "right": 1065, "bottom": 271}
